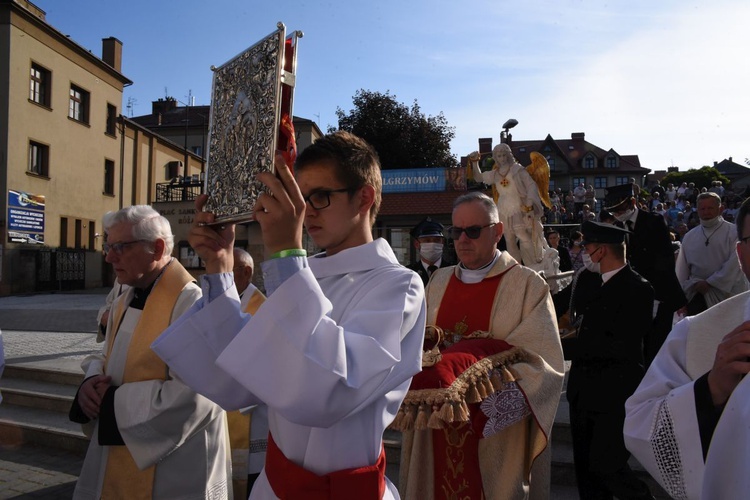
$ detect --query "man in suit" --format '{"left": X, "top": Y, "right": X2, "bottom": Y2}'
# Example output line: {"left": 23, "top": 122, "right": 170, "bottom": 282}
{"left": 563, "top": 220, "right": 655, "bottom": 499}
{"left": 604, "top": 184, "right": 687, "bottom": 366}
{"left": 406, "top": 217, "right": 451, "bottom": 286}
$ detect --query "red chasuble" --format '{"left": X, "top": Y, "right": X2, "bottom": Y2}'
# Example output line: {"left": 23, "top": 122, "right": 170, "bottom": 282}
{"left": 432, "top": 273, "right": 503, "bottom": 500}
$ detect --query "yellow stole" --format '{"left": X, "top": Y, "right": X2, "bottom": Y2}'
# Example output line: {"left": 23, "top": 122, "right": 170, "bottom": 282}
{"left": 101, "top": 261, "right": 194, "bottom": 499}
{"left": 227, "top": 288, "right": 266, "bottom": 499}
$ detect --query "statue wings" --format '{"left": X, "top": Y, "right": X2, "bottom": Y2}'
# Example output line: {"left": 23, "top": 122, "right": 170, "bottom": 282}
{"left": 526, "top": 152, "right": 552, "bottom": 208}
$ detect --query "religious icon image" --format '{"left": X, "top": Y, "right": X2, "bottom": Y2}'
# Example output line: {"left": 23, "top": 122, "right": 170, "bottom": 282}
{"left": 203, "top": 22, "right": 302, "bottom": 224}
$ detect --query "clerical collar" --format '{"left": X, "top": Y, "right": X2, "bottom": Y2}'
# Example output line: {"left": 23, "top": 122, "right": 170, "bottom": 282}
{"left": 457, "top": 250, "right": 500, "bottom": 284}
{"left": 130, "top": 259, "right": 172, "bottom": 310}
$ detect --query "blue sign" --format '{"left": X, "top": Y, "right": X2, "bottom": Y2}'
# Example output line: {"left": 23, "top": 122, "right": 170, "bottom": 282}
{"left": 382, "top": 168, "right": 447, "bottom": 193}
{"left": 7, "top": 189, "right": 45, "bottom": 244}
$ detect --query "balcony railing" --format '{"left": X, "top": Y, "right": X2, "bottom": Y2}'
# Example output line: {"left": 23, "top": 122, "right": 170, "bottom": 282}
{"left": 155, "top": 178, "right": 204, "bottom": 202}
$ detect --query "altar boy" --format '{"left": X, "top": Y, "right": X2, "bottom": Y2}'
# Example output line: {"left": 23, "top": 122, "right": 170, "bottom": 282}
{"left": 152, "top": 131, "right": 426, "bottom": 499}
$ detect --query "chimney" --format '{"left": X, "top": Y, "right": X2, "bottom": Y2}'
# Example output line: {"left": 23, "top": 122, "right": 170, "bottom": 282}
{"left": 478, "top": 138, "right": 493, "bottom": 155}
{"left": 102, "top": 37, "right": 123, "bottom": 72}
{"left": 152, "top": 97, "right": 178, "bottom": 116}
{"left": 714, "top": 161, "right": 718, "bottom": 167}
{"left": 729, "top": 157, "right": 733, "bottom": 163}
{"left": 571, "top": 132, "right": 585, "bottom": 141}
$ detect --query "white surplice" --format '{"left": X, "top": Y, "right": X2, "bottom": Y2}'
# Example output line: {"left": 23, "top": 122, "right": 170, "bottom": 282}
{"left": 624, "top": 290, "right": 750, "bottom": 500}
{"left": 153, "top": 239, "right": 426, "bottom": 500}
{"left": 75, "top": 283, "right": 231, "bottom": 499}
{"left": 676, "top": 219, "right": 748, "bottom": 307}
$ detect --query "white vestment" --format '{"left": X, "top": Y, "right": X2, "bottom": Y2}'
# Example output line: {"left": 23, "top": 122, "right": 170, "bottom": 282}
{"left": 676, "top": 219, "right": 748, "bottom": 307}
{"left": 74, "top": 282, "right": 231, "bottom": 499}
{"left": 153, "top": 239, "right": 426, "bottom": 500}
{"left": 624, "top": 290, "right": 750, "bottom": 500}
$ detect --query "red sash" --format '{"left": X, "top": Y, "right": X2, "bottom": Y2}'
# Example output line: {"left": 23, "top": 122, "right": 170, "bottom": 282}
{"left": 265, "top": 433, "right": 386, "bottom": 499}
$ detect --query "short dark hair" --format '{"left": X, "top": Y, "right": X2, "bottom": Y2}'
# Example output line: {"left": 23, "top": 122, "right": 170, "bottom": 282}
{"left": 737, "top": 197, "right": 750, "bottom": 240}
{"left": 295, "top": 131, "right": 382, "bottom": 225}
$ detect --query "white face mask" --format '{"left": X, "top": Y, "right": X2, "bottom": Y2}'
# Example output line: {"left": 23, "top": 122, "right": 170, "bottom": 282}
{"left": 582, "top": 252, "right": 601, "bottom": 274}
{"left": 419, "top": 242, "right": 444, "bottom": 263}
{"left": 614, "top": 208, "right": 635, "bottom": 222}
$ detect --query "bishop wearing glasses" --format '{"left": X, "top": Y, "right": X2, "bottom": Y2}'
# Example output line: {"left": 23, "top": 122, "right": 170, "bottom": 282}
{"left": 399, "top": 192, "right": 564, "bottom": 500}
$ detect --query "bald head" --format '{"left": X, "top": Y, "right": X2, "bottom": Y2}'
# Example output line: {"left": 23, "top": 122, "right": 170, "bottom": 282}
{"left": 232, "top": 248, "right": 254, "bottom": 295}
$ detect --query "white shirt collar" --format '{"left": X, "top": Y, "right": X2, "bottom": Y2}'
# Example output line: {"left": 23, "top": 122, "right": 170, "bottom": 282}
{"left": 601, "top": 263, "right": 627, "bottom": 284}
{"left": 456, "top": 250, "right": 500, "bottom": 284}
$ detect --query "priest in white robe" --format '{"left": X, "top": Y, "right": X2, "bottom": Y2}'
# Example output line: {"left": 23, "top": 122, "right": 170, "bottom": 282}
{"left": 70, "top": 205, "right": 230, "bottom": 500}
{"left": 676, "top": 192, "right": 748, "bottom": 314}
{"left": 624, "top": 197, "right": 750, "bottom": 499}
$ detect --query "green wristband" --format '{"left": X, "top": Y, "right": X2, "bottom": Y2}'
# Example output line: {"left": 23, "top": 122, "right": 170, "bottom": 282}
{"left": 270, "top": 248, "right": 307, "bottom": 259}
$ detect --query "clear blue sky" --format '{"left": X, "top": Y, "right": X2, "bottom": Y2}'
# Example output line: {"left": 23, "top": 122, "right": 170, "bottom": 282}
{"left": 35, "top": 0, "right": 750, "bottom": 172}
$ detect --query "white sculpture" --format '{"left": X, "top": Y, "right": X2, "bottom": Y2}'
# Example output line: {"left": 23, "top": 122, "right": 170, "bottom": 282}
{"left": 469, "top": 144, "right": 558, "bottom": 278}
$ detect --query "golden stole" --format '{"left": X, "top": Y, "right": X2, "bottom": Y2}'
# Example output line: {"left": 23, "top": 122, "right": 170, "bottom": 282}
{"left": 101, "top": 262, "right": 194, "bottom": 499}
{"left": 227, "top": 289, "right": 266, "bottom": 498}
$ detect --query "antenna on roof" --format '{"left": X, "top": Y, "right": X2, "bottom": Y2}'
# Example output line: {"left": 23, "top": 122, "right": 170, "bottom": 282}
{"left": 126, "top": 97, "right": 137, "bottom": 117}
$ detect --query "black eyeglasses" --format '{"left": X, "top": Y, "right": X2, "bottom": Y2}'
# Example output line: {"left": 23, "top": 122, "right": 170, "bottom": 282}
{"left": 103, "top": 239, "right": 147, "bottom": 255}
{"left": 303, "top": 188, "right": 355, "bottom": 210}
{"left": 446, "top": 223, "right": 495, "bottom": 240}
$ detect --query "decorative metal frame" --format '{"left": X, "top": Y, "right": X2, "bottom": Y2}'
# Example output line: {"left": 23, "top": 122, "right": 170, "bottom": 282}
{"left": 203, "top": 22, "right": 302, "bottom": 224}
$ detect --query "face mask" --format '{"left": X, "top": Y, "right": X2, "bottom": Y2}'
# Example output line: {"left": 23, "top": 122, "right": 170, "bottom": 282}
{"left": 419, "top": 242, "right": 444, "bottom": 263}
{"left": 614, "top": 208, "right": 635, "bottom": 222}
{"left": 699, "top": 216, "right": 721, "bottom": 229}
{"left": 582, "top": 251, "right": 601, "bottom": 274}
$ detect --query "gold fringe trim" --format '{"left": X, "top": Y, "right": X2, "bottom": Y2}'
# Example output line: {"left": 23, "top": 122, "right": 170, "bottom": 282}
{"left": 390, "top": 346, "right": 531, "bottom": 431}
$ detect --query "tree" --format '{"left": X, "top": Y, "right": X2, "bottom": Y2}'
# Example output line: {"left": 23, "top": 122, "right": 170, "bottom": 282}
{"left": 661, "top": 166, "right": 729, "bottom": 190}
{"left": 331, "top": 90, "right": 458, "bottom": 169}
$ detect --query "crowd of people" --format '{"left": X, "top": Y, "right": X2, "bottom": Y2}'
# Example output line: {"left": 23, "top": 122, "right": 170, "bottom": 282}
{"left": 74, "top": 129, "right": 750, "bottom": 499}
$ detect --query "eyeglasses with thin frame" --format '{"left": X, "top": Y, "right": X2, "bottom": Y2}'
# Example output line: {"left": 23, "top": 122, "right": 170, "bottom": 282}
{"left": 303, "top": 188, "right": 355, "bottom": 210}
{"left": 103, "top": 239, "right": 147, "bottom": 256}
{"left": 446, "top": 223, "right": 495, "bottom": 240}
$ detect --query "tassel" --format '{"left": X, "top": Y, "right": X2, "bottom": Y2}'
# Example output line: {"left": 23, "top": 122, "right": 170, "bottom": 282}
{"left": 467, "top": 383, "right": 481, "bottom": 404}
{"left": 440, "top": 402, "right": 455, "bottom": 422}
{"left": 481, "top": 377, "right": 495, "bottom": 397}
{"left": 500, "top": 367, "right": 514, "bottom": 383}
{"left": 401, "top": 406, "right": 416, "bottom": 430}
{"left": 428, "top": 405, "right": 445, "bottom": 429}
{"left": 490, "top": 370, "right": 503, "bottom": 391}
{"left": 461, "top": 401, "right": 471, "bottom": 421}
{"left": 415, "top": 405, "right": 429, "bottom": 430}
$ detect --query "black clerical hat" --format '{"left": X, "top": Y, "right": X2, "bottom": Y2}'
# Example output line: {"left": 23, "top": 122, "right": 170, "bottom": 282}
{"left": 581, "top": 220, "right": 630, "bottom": 245}
{"left": 603, "top": 184, "right": 635, "bottom": 211}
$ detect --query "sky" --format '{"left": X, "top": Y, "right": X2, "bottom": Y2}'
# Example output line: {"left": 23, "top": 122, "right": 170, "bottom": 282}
{"left": 35, "top": 0, "right": 750, "bottom": 172}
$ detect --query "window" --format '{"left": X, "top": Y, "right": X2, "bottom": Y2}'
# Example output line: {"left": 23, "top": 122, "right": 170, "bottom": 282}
{"left": 594, "top": 176, "right": 607, "bottom": 189}
{"left": 29, "top": 63, "right": 51, "bottom": 107}
{"left": 572, "top": 177, "right": 586, "bottom": 187}
{"left": 547, "top": 157, "right": 556, "bottom": 171}
{"left": 106, "top": 103, "right": 117, "bottom": 136}
{"left": 28, "top": 141, "right": 49, "bottom": 176}
{"left": 606, "top": 156, "right": 617, "bottom": 169}
{"left": 69, "top": 84, "right": 90, "bottom": 123}
{"left": 104, "top": 159, "right": 115, "bottom": 195}
{"left": 191, "top": 146, "right": 203, "bottom": 156}
{"left": 616, "top": 176, "right": 629, "bottom": 186}
{"left": 549, "top": 179, "right": 556, "bottom": 191}
{"left": 583, "top": 156, "right": 595, "bottom": 169}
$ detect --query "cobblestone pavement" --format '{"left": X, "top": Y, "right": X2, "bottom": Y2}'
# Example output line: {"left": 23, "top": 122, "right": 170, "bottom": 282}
{"left": 0, "top": 444, "right": 81, "bottom": 499}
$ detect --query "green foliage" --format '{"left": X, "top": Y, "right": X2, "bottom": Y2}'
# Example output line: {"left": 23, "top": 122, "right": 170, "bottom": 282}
{"left": 331, "top": 90, "right": 458, "bottom": 169}
{"left": 661, "top": 166, "right": 730, "bottom": 190}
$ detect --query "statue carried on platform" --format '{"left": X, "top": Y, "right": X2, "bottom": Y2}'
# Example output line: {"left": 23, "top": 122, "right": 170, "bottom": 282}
{"left": 469, "top": 144, "right": 559, "bottom": 279}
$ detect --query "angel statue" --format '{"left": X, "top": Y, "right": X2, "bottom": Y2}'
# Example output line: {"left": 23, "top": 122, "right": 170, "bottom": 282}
{"left": 469, "top": 144, "right": 560, "bottom": 281}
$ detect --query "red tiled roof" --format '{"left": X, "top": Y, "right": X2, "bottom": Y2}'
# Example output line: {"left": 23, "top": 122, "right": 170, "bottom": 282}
{"left": 380, "top": 190, "right": 489, "bottom": 216}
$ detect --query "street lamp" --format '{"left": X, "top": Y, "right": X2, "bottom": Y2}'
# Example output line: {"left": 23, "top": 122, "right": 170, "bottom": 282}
{"left": 501, "top": 118, "right": 518, "bottom": 144}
